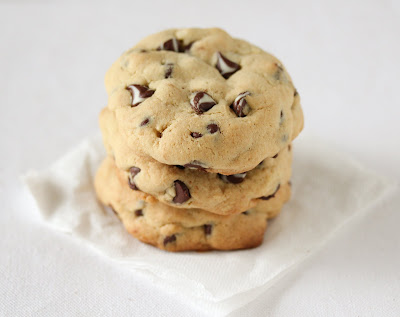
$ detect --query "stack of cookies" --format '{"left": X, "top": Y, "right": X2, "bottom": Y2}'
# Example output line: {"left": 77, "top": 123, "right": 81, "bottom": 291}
{"left": 94, "top": 28, "right": 304, "bottom": 251}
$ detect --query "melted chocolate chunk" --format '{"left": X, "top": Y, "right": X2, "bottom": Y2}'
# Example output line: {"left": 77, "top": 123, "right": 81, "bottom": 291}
{"left": 204, "top": 224, "right": 213, "bottom": 235}
{"left": 190, "top": 132, "right": 203, "bottom": 138}
{"left": 128, "top": 167, "right": 141, "bottom": 190}
{"left": 216, "top": 52, "right": 240, "bottom": 79}
{"left": 259, "top": 184, "right": 280, "bottom": 200}
{"left": 163, "top": 234, "right": 176, "bottom": 245}
{"left": 140, "top": 118, "right": 150, "bottom": 126}
{"left": 172, "top": 180, "right": 191, "bottom": 204}
{"left": 157, "top": 38, "right": 193, "bottom": 53}
{"left": 231, "top": 91, "right": 251, "bottom": 117}
{"left": 165, "top": 63, "right": 174, "bottom": 78}
{"left": 190, "top": 92, "right": 216, "bottom": 114}
{"left": 135, "top": 209, "right": 143, "bottom": 217}
{"left": 207, "top": 123, "right": 219, "bottom": 134}
{"left": 126, "top": 84, "right": 155, "bottom": 107}
{"left": 218, "top": 172, "right": 247, "bottom": 184}
{"left": 158, "top": 38, "right": 182, "bottom": 52}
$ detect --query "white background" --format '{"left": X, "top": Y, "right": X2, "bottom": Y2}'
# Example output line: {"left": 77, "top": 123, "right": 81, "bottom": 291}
{"left": 1, "top": 0, "right": 399, "bottom": 316}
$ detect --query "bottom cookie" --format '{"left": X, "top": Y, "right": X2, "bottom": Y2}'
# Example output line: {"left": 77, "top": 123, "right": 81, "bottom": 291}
{"left": 94, "top": 158, "right": 291, "bottom": 251}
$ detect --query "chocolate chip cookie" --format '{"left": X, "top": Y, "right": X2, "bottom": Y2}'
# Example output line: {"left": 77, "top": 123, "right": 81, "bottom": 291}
{"left": 99, "top": 108, "right": 292, "bottom": 214}
{"left": 94, "top": 157, "right": 291, "bottom": 251}
{"left": 103, "top": 28, "right": 303, "bottom": 174}
{"left": 94, "top": 27, "right": 303, "bottom": 251}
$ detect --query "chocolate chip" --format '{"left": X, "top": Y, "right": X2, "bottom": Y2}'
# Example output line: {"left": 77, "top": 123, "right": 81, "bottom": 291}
{"left": 288, "top": 144, "right": 292, "bottom": 151}
{"left": 158, "top": 38, "right": 182, "bottom": 52}
{"left": 184, "top": 160, "right": 207, "bottom": 170}
{"left": 242, "top": 211, "right": 249, "bottom": 215}
{"left": 272, "top": 153, "right": 279, "bottom": 159}
{"left": 190, "top": 132, "right": 203, "bottom": 138}
{"left": 165, "top": 63, "right": 174, "bottom": 78}
{"left": 172, "top": 180, "right": 191, "bottom": 204}
{"left": 190, "top": 92, "right": 216, "bottom": 114}
{"left": 163, "top": 234, "right": 176, "bottom": 246}
{"left": 135, "top": 209, "right": 143, "bottom": 217}
{"left": 128, "top": 167, "right": 141, "bottom": 190}
{"left": 231, "top": 91, "right": 251, "bottom": 117}
{"left": 175, "top": 165, "right": 185, "bottom": 170}
{"left": 204, "top": 224, "right": 213, "bottom": 235}
{"left": 218, "top": 172, "right": 247, "bottom": 184}
{"left": 126, "top": 84, "right": 155, "bottom": 107}
{"left": 157, "top": 38, "right": 193, "bottom": 53}
{"left": 216, "top": 52, "right": 240, "bottom": 79}
{"left": 184, "top": 42, "right": 193, "bottom": 53}
{"left": 206, "top": 123, "right": 219, "bottom": 134}
{"left": 140, "top": 118, "right": 150, "bottom": 126}
{"left": 259, "top": 184, "right": 280, "bottom": 200}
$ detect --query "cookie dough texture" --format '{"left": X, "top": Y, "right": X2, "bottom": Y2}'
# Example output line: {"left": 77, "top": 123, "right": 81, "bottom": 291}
{"left": 95, "top": 158, "right": 291, "bottom": 251}
{"left": 100, "top": 107, "right": 293, "bottom": 214}
{"left": 104, "top": 27, "right": 304, "bottom": 174}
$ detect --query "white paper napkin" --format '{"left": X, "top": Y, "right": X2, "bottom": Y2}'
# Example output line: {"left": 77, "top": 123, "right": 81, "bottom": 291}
{"left": 23, "top": 133, "right": 396, "bottom": 316}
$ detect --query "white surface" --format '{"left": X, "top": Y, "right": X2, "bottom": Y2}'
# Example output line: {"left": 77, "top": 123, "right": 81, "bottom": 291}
{"left": 23, "top": 133, "right": 395, "bottom": 315}
{"left": 1, "top": 0, "right": 400, "bottom": 316}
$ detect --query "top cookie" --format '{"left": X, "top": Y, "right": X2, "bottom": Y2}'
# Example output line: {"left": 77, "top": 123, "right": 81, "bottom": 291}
{"left": 104, "top": 28, "right": 303, "bottom": 174}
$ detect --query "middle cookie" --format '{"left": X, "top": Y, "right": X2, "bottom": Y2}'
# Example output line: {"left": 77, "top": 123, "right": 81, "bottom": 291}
{"left": 100, "top": 108, "right": 292, "bottom": 215}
